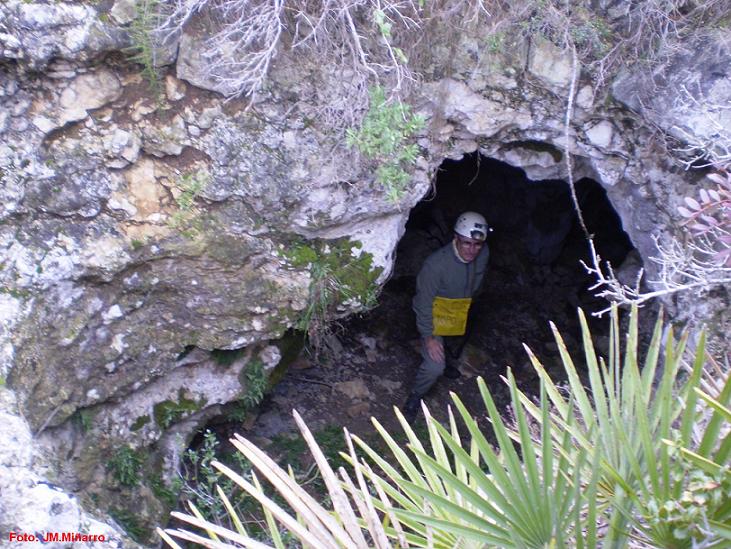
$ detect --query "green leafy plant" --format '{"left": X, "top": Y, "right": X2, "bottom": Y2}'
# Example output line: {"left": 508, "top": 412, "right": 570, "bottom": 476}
{"left": 179, "top": 430, "right": 233, "bottom": 523}
{"left": 519, "top": 307, "right": 731, "bottom": 547}
{"left": 642, "top": 464, "right": 731, "bottom": 545}
{"left": 228, "top": 358, "right": 269, "bottom": 422}
{"left": 296, "top": 259, "right": 339, "bottom": 350}
{"left": 108, "top": 445, "right": 144, "bottom": 487}
{"left": 176, "top": 428, "right": 293, "bottom": 542}
{"left": 283, "top": 239, "right": 382, "bottom": 352}
{"left": 176, "top": 425, "right": 354, "bottom": 544}
{"left": 346, "top": 86, "right": 424, "bottom": 202}
{"left": 240, "top": 359, "right": 267, "bottom": 410}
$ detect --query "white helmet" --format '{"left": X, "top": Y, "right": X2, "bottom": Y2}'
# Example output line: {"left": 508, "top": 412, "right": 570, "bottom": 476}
{"left": 454, "top": 211, "right": 489, "bottom": 241}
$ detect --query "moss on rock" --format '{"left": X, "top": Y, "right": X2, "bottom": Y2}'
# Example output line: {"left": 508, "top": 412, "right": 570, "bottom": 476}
{"left": 130, "top": 414, "right": 151, "bottom": 432}
{"left": 268, "top": 329, "right": 306, "bottom": 386}
{"left": 282, "top": 236, "right": 383, "bottom": 310}
{"left": 153, "top": 391, "right": 205, "bottom": 429}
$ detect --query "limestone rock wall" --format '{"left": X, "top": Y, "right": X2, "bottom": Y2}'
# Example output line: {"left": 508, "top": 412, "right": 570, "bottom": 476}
{"left": 0, "top": 388, "right": 135, "bottom": 548}
{"left": 1, "top": 0, "right": 728, "bottom": 543}
{"left": 1, "top": 1, "right": 419, "bottom": 538}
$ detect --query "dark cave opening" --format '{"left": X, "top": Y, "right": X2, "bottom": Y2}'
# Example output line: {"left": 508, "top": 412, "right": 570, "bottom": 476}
{"left": 378, "top": 151, "right": 638, "bottom": 386}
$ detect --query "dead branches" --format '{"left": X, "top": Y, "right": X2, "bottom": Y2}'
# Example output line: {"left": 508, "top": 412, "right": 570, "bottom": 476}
{"left": 156, "top": 0, "right": 425, "bottom": 114}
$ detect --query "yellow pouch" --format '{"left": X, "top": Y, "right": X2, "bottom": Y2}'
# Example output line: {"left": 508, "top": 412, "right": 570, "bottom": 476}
{"left": 432, "top": 297, "right": 472, "bottom": 336}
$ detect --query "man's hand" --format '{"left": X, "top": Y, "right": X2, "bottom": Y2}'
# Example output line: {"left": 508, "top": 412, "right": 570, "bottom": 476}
{"left": 424, "top": 336, "right": 445, "bottom": 363}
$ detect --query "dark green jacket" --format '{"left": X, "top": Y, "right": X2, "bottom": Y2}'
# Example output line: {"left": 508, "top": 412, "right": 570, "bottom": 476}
{"left": 412, "top": 241, "right": 489, "bottom": 338}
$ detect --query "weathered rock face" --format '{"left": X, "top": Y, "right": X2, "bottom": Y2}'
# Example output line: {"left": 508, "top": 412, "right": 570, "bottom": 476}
{"left": 0, "top": 388, "right": 133, "bottom": 548}
{"left": 1, "top": 0, "right": 728, "bottom": 543}
{"left": 1, "top": 3, "right": 412, "bottom": 536}
{"left": 0, "top": 1, "right": 126, "bottom": 69}
{"left": 613, "top": 34, "right": 731, "bottom": 159}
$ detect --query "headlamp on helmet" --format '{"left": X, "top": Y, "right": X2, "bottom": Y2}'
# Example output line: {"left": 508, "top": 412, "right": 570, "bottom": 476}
{"left": 454, "top": 211, "right": 490, "bottom": 242}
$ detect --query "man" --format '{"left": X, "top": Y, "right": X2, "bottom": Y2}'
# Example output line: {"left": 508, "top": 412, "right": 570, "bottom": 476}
{"left": 403, "top": 211, "right": 490, "bottom": 421}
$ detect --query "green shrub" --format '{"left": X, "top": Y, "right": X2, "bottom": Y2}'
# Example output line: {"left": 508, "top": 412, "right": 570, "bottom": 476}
{"left": 177, "top": 430, "right": 263, "bottom": 533}
{"left": 126, "top": 0, "right": 162, "bottom": 98}
{"left": 282, "top": 239, "right": 382, "bottom": 352}
{"left": 346, "top": 86, "right": 424, "bottom": 202}
{"left": 520, "top": 307, "right": 731, "bottom": 547}
{"left": 240, "top": 359, "right": 266, "bottom": 410}
{"left": 227, "top": 358, "right": 269, "bottom": 422}
{"left": 167, "top": 171, "right": 209, "bottom": 239}
{"left": 108, "top": 445, "right": 143, "bottom": 487}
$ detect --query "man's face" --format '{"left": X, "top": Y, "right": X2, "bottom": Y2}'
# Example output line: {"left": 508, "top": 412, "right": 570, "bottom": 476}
{"left": 454, "top": 234, "right": 484, "bottom": 263}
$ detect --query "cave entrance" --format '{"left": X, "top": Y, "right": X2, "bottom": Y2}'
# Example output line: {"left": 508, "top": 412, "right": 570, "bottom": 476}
{"left": 199, "top": 151, "right": 641, "bottom": 472}
{"left": 186, "top": 153, "right": 641, "bottom": 515}
{"left": 305, "top": 150, "right": 642, "bottom": 434}
{"left": 379, "top": 151, "right": 637, "bottom": 390}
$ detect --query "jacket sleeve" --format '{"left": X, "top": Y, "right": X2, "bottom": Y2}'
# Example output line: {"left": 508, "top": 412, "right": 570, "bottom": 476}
{"left": 413, "top": 256, "right": 440, "bottom": 338}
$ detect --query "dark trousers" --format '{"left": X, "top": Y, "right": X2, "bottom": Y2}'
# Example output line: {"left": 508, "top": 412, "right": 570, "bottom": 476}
{"left": 411, "top": 322, "right": 472, "bottom": 396}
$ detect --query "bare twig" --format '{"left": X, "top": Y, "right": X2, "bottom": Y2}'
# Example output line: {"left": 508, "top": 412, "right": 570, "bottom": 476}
{"left": 287, "top": 376, "right": 333, "bottom": 388}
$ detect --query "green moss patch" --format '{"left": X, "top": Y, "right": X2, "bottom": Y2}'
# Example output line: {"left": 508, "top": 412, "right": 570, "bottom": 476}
{"left": 284, "top": 242, "right": 319, "bottom": 268}
{"left": 149, "top": 474, "right": 182, "bottom": 510}
{"left": 107, "top": 445, "right": 144, "bottom": 487}
{"left": 130, "top": 414, "right": 151, "bottom": 432}
{"left": 109, "top": 506, "right": 152, "bottom": 543}
{"left": 153, "top": 391, "right": 205, "bottom": 429}
{"left": 72, "top": 408, "right": 97, "bottom": 433}
{"left": 283, "top": 237, "right": 383, "bottom": 313}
